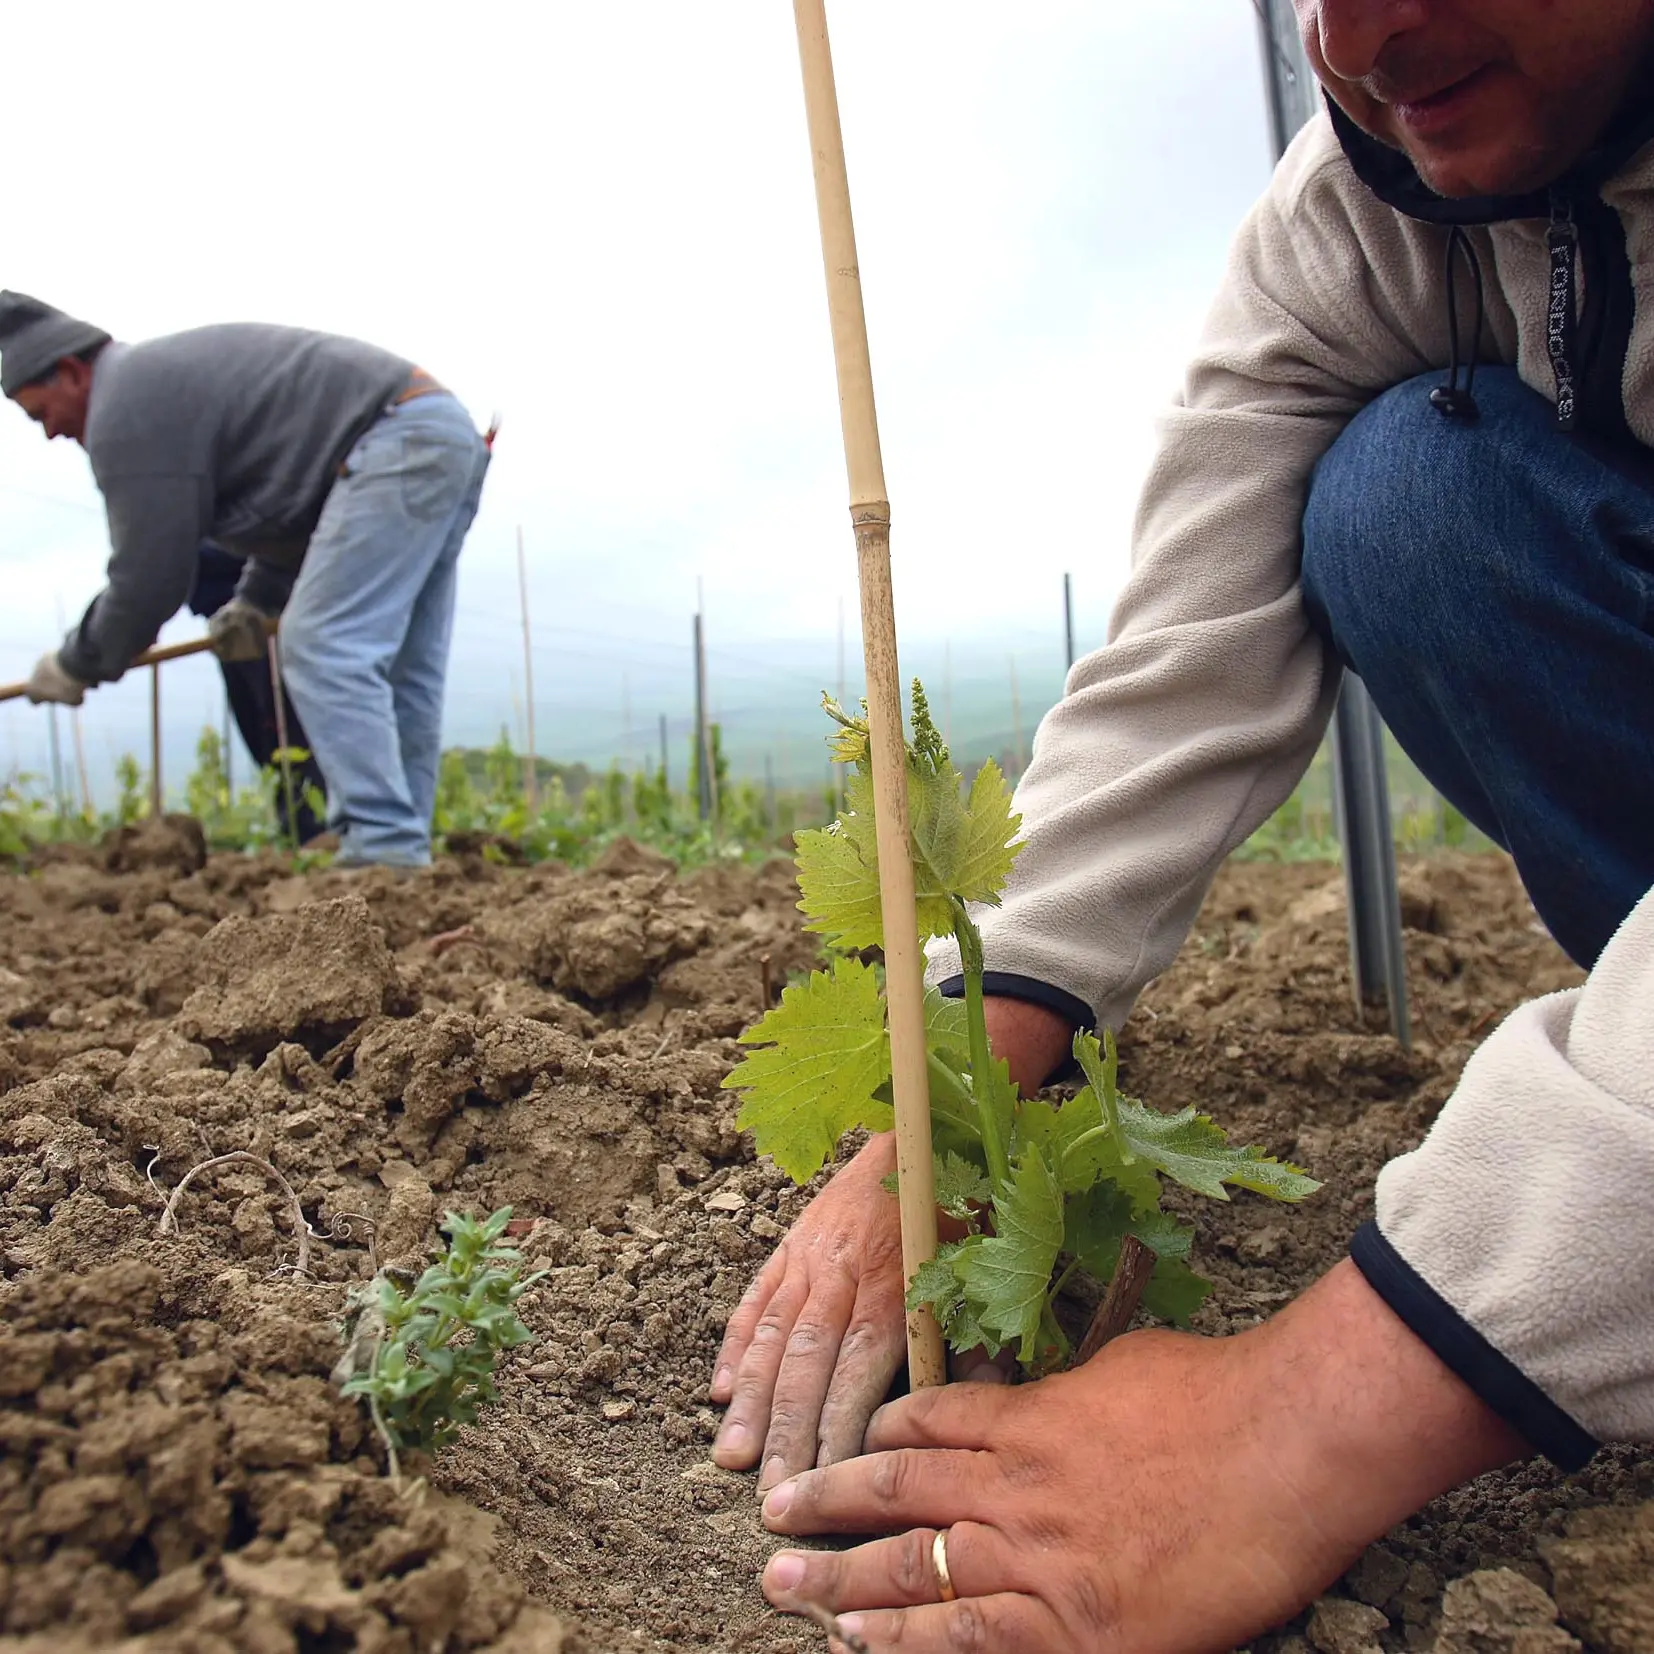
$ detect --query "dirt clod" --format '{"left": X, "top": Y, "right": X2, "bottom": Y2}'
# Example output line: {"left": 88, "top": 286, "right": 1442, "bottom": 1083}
{"left": 1429, "top": 1569, "right": 1581, "bottom": 1653}
{"left": 175, "top": 894, "right": 406, "bottom": 1057}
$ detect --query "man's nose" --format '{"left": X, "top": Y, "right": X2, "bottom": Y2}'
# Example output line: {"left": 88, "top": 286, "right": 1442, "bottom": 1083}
{"left": 1308, "top": 0, "right": 1430, "bottom": 82}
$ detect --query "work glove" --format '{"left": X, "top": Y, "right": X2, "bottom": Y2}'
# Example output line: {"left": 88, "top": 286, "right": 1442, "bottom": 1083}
{"left": 207, "top": 598, "right": 273, "bottom": 663}
{"left": 26, "top": 652, "right": 87, "bottom": 706}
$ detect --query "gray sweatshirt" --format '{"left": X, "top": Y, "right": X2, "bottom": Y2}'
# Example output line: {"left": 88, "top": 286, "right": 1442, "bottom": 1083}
{"left": 61, "top": 323, "right": 413, "bottom": 683}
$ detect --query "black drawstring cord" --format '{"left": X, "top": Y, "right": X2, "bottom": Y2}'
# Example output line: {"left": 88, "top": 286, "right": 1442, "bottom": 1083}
{"left": 1546, "top": 191, "right": 1580, "bottom": 431}
{"left": 1431, "top": 226, "right": 1486, "bottom": 420}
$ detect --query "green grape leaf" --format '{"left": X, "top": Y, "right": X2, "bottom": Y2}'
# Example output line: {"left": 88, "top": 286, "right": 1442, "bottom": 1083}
{"left": 1114, "top": 1098, "right": 1321, "bottom": 1203}
{"left": 933, "top": 1150, "right": 991, "bottom": 1221}
{"left": 906, "top": 1251, "right": 964, "bottom": 1320}
{"left": 909, "top": 758, "right": 1022, "bottom": 923}
{"left": 924, "top": 986, "right": 971, "bottom": 1069}
{"left": 720, "top": 957, "right": 891, "bottom": 1182}
{"left": 1021, "top": 1090, "right": 1163, "bottom": 1210}
{"left": 907, "top": 1240, "right": 1000, "bottom": 1358}
{"left": 1063, "top": 1180, "right": 1135, "bottom": 1279}
{"left": 794, "top": 771, "right": 885, "bottom": 949}
{"left": 954, "top": 1147, "right": 1064, "bottom": 1364}
{"left": 953, "top": 759, "right": 1024, "bottom": 906}
{"left": 1142, "top": 1257, "right": 1212, "bottom": 1326}
{"left": 1064, "top": 1183, "right": 1196, "bottom": 1274}
{"left": 1063, "top": 1183, "right": 1208, "bottom": 1327}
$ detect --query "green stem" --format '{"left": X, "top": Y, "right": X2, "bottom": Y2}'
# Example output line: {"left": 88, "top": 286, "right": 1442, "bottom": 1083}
{"left": 1038, "top": 1297, "right": 1068, "bottom": 1368}
{"left": 1050, "top": 1256, "right": 1081, "bottom": 1302}
{"left": 949, "top": 895, "right": 1011, "bottom": 1192}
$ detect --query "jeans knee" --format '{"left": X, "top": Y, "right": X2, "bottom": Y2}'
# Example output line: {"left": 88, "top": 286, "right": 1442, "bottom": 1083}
{"left": 1301, "top": 367, "right": 1553, "bottom": 657}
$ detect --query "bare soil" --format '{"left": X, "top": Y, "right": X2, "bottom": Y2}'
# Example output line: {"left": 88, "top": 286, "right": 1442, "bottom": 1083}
{"left": 0, "top": 819, "right": 1648, "bottom": 1653}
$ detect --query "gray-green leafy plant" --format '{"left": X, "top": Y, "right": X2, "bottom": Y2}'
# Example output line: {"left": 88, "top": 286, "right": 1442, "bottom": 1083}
{"left": 342, "top": 1207, "right": 544, "bottom": 1460}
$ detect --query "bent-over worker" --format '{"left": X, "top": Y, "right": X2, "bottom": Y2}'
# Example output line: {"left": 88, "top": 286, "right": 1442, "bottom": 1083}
{"left": 0, "top": 295, "right": 490, "bottom": 868}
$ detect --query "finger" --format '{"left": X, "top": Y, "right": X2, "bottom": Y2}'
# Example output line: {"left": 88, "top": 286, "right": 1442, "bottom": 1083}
{"left": 950, "top": 1345, "right": 1013, "bottom": 1385}
{"left": 762, "top": 1446, "right": 992, "bottom": 1536}
{"left": 712, "top": 1275, "right": 809, "bottom": 1469}
{"left": 827, "top": 1594, "right": 1064, "bottom": 1654}
{"left": 711, "top": 1244, "right": 790, "bottom": 1401}
{"left": 815, "top": 1280, "right": 908, "bottom": 1470}
{"left": 754, "top": 1266, "right": 864, "bottom": 1490}
{"left": 764, "top": 1520, "right": 1000, "bottom": 1613}
{"left": 863, "top": 1377, "right": 1017, "bottom": 1454}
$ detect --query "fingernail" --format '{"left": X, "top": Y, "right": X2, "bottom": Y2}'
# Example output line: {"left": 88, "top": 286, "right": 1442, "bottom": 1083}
{"left": 717, "top": 1422, "right": 749, "bottom": 1456}
{"left": 836, "top": 1615, "right": 865, "bottom": 1640}
{"left": 765, "top": 1551, "right": 807, "bottom": 1593}
{"left": 713, "top": 1365, "right": 734, "bottom": 1395}
{"left": 758, "top": 1455, "right": 789, "bottom": 1492}
{"left": 763, "top": 1477, "right": 796, "bottom": 1520}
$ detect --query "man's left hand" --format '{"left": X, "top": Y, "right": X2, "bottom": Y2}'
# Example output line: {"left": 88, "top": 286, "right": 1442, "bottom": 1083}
{"left": 206, "top": 599, "right": 272, "bottom": 663}
{"left": 25, "top": 652, "right": 87, "bottom": 706}
{"left": 759, "top": 1259, "right": 1528, "bottom": 1653}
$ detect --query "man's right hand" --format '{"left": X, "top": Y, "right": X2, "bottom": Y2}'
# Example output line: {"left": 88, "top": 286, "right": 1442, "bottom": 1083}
{"left": 25, "top": 652, "right": 87, "bottom": 706}
{"left": 711, "top": 996, "right": 1078, "bottom": 1489}
{"left": 206, "top": 598, "right": 272, "bottom": 663}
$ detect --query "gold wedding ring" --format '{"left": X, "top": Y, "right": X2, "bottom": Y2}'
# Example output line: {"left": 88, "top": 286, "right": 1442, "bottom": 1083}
{"left": 932, "top": 1529, "right": 958, "bottom": 1604}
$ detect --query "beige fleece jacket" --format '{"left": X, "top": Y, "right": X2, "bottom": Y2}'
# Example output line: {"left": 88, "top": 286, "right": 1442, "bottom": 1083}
{"left": 924, "top": 112, "right": 1654, "bottom": 1449}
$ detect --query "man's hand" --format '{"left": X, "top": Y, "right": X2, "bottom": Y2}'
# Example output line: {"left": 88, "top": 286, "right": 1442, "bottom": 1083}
{"left": 26, "top": 652, "right": 86, "bottom": 706}
{"left": 206, "top": 598, "right": 272, "bottom": 663}
{"left": 759, "top": 1259, "right": 1529, "bottom": 1653}
{"left": 711, "top": 997, "right": 1078, "bottom": 1489}
{"left": 712, "top": 1133, "right": 909, "bottom": 1490}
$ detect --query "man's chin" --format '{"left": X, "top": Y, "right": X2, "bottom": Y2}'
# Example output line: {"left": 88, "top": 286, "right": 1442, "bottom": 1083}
{"left": 1396, "top": 131, "right": 1564, "bottom": 200}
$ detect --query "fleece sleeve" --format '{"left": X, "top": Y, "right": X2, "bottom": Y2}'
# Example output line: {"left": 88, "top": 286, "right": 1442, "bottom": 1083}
{"left": 924, "top": 118, "right": 1486, "bottom": 1030}
{"left": 58, "top": 472, "right": 213, "bottom": 683}
{"left": 1353, "top": 881, "right": 1654, "bottom": 1468}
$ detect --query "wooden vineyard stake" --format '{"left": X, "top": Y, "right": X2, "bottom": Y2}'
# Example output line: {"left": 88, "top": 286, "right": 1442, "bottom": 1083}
{"left": 791, "top": 0, "right": 945, "bottom": 1389}
{"left": 517, "top": 527, "right": 539, "bottom": 812}
{"left": 149, "top": 664, "right": 163, "bottom": 817}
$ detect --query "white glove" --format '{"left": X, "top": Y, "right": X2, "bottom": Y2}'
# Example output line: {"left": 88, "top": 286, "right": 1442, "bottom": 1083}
{"left": 207, "top": 599, "right": 273, "bottom": 663}
{"left": 26, "top": 652, "right": 87, "bottom": 706}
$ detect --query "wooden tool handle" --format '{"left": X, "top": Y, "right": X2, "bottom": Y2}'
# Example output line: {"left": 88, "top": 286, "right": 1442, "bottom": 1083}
{"left": 0, "top": 634, "right": 219, "bottom": 704}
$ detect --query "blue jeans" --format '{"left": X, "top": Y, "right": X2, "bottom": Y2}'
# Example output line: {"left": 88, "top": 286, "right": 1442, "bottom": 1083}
{"left": 1301, "top": 368, "right": 1654, "bottom": 968}
{"left": 279, "top": 393, "right": 490, "bottom": 866}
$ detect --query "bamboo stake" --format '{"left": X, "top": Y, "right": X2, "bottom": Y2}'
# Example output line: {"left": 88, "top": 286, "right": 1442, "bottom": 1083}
{"left": 267, "top": 638, "right": 300, "bottom": 851}
{"left": 793, "top": 0, "right": 944, "bottom": 1389}
{"left": 46, "top": 705, "right": 65, "bottom": 819}
{"left": 71, "top": 707, "right": 92, "bottom": 817}
{"left": 517, "top": 527, "right": 538, "bottom": 812}
{"left": 149, "top": 664, "right": 163, "bottom": 817}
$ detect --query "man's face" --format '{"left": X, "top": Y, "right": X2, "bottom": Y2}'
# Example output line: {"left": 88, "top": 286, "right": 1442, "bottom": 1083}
{"left": 1297, "top": 1, "right": 1654, "bottom": 197}
{"left": 9, "top": 358, "right": 94, "bottom": 445}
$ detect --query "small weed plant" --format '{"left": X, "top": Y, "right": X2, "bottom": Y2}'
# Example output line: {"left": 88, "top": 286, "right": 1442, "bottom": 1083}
{"left": 722, "top": 685, "right": 1319, "bottom": 1373}
{"left": 342, "top": 1208, "right": 544, "bottom": 1461}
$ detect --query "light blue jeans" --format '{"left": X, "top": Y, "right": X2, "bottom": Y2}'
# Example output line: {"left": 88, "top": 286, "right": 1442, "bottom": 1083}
{"left": 279, "top": 392, "right": 490, "bottom": 866}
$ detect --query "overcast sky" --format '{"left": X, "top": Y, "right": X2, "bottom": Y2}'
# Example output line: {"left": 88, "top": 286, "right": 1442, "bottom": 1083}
{"left": 0, "top": 2, "right": 1278, "bottom": 797}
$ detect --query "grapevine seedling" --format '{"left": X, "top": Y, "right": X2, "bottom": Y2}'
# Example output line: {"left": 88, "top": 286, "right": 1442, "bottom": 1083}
{"left": 339, "top": 1207, "right": 543, "bottom": 1478}
{"left": 722, "top": 686, "right": 1319, "bottom": 1373}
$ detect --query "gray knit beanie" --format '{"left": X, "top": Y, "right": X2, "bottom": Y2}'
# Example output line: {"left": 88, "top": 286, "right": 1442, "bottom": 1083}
{"left": 0, "top": 291, "right": 111, "bottom": 396}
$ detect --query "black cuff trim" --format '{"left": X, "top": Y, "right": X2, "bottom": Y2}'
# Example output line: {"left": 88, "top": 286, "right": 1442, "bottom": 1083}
{"left": 933, "top": 973, "right": 1095, "bottom": 1085}
{"left": 1350, "top": 1222, "right": 1598, "bottom": 1472}
{"left": 934, "top": 972, "right": 1095, "bottom": 1030}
